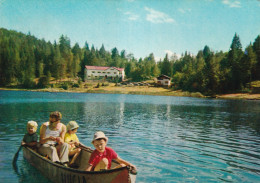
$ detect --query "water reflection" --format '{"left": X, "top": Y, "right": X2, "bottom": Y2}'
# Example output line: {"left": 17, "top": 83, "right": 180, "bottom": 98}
{"left": 18, "top": 159, "right": 51, "bottom": 183}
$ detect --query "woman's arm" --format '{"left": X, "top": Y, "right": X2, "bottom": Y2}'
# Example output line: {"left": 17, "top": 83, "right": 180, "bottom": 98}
{"left": 57, "top": 124, "right": 66, "bottom": 144}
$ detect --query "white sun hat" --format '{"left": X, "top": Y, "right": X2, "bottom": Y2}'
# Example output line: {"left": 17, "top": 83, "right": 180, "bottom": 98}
{"left": 92, "top": 131, "right": 108, "bottom": 144}
{"left": 66, "top": 121, "right": 79, "bottom": 131}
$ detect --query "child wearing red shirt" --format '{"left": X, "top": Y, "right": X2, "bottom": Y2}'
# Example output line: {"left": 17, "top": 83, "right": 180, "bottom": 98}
{"left": 86, "top": 131, "right": 136, "bottom": 171}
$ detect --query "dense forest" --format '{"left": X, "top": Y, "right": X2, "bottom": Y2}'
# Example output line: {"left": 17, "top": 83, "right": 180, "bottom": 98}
{"left": 0, "top": 28, "right": 259, "bottom": 95}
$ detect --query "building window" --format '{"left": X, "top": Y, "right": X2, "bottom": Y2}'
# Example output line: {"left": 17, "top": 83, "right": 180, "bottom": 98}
{"left": 98, "top": 72, "right": 101, "bottom": 73}
{"left": 107, "top": 72, "right": 110, "bottom": 74}
{"left": 103, "top": 72, "right": 106, "bottom": 73}
{"left": 92, "top": 71, "right": 95, "bottom": 73}
{"left": 114, "top": 72, "right": 117, "bottom": 74}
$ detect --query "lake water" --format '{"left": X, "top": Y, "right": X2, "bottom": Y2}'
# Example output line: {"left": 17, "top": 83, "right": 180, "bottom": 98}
{"left": 0, "top": 90, "right": 259, "bottom": 183}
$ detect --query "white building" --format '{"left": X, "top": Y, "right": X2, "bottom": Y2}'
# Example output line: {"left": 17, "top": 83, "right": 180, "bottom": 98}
{"left": 157, "top": 75, "right": 171, "bottom": 87}
{"left": 84, "top": 66, "right": 125, "bottom": 81}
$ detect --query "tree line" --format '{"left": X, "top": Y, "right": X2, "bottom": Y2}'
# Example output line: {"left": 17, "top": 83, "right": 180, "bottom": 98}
{"left": 0, "top": 28, "right": 259, "bottom": 95}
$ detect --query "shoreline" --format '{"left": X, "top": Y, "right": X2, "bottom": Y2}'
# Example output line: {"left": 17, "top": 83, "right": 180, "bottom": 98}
{"left": 1, "top": 86, "right": 259, "bottom": 100}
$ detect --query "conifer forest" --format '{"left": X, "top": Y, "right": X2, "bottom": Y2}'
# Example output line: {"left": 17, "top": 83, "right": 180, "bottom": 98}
{"left": 0, "top": 28, "right": 260, "bottom": 95}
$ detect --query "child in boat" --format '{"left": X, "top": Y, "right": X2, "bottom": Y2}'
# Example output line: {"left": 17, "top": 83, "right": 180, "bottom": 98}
{"left": 85, "top": 131, "right": 137, "bottom": 171}
{"left": 21, "top": 120, "right": 38, "bottom": 148}
{"left": 64, "top": 121, "right": 81, "bottom": 167}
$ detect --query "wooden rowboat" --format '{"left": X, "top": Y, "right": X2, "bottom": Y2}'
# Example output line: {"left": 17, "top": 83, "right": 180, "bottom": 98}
{"left": 22, "top": 145, "right": 137, "bottom": 183}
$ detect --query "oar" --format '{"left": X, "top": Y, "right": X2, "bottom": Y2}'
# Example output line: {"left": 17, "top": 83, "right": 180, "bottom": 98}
{"left": 77, "top": 143, "right": 92, "bottom": 152}
{"left": 12, "top": 145, "right": 23, "bottom": 170}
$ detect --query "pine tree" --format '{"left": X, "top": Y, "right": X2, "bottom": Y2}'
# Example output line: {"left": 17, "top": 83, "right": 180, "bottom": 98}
{"left": 111, "top": 47, "right": 119, "bottom": 59}
{"left": 120, "top": 50, "right": 126, "bottom": 59}
{"left": 243, "top": 44, "right": 257, "bottom": 86}
{"left": 161, "top": 54, "right": 172, "bottom": 77}
{"left": 52, "top": 45, "right": 62, "bottom": 81}
{"left": 227, "top": 33, "right": 244, "bottom": 90}
{"left": 252, "top": 35, "right": 260, "bottom": 80}
{"left": 151, "top": 64, "right": 160, "bottom": 77}
{"left": 99, "top": 44, "right": 106, "bottom": 58}
{"left": 203, "top": 45, "right": 211, "bottom": 59}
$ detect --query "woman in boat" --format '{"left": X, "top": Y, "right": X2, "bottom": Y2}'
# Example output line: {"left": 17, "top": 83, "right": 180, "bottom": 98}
{"left": 38, "top": 111, "right": 69, "bottom": 166}
{"left": 85, "top": 131, "right": 137, "bottom": 171}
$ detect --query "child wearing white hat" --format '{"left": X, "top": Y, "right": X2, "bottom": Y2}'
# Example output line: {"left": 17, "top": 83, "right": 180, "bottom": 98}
{"left": 64, "top": 121, "right": 81, "bottom": 167}
{"left": 21, "top": 120, "right": 38, "bottom": 148}
{"left": 85, "top": 131, "right": 137, "bottom": 172}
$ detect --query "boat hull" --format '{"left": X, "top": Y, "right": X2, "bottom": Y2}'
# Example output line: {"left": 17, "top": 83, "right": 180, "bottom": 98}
{"left": 23, "top": 146, "right": 136, "bottom": 183}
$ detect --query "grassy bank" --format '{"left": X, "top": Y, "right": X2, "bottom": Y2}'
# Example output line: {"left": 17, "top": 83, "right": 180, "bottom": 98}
{"left": 1, "top": 83, "right": 260, "bottom": 100}
{"left": 0, "top": 85, "right": 204, "bottom": 98}
{"left": 1, "top": 79, "right": 260, "bottom": 100}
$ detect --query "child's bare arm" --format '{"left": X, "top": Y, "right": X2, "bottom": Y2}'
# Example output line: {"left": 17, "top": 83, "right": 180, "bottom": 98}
{"left": 115, "top": 157, "right": 137, "bottom": 170}
{"left": 26, "top": 141, "right": 37, "bottom": 147}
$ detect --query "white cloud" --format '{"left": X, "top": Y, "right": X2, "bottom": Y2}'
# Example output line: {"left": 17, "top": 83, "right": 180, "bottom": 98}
{"left": 165, "top": 50, "right": 181, "bottom": 59}
{"left": 165, "top": 50, "right": 174, "bottom": 56}
{"left": 155, "top": 56, "right": 162, "bottom": 62}
{"left": 154, "top": 50, "right": 181, "bottom": 62}
{"left": 222, "top": 0, "right": 241, "bottom": 8}
{"left": 125, "top": 11, "right": 139, "bottom": 21}
{"left": 144, "top": 7, "right": 175, "bottom": 24}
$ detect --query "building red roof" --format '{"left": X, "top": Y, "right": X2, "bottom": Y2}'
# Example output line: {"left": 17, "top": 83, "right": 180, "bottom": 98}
{"left": 157, "top": 75, "right": 171, "bottom": 80}
{"left": 85, "top": 66, "right": 124, "bottom": 71}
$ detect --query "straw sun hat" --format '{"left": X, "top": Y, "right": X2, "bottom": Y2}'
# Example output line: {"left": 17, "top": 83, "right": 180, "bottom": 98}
{"left": 92, "top": 131, "right": 108, "bottom": 144}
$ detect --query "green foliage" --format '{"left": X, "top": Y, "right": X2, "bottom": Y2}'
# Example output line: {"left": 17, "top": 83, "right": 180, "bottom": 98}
{"left": 61, "top": 82, "right": 69, "bottom": 90}
{"left": 0, "top": 28, "right": 259, "bottom": 96}
{"left": 171, "top": 33, "right": 259, "bottom": 95}
{"left": 253, "top": 35, "right": 260, "bottom": 80}
{"left": 72, "top": 83, "right": 80, "bottom": 88}
{"left": 37, "top": 76, "right": 49, "bottom": 88}
{"left": 227, "top": 33, "right": 244, "bottom": 90}
{"left": 77, "top": 77, "right": 82, "bottom": 85}
{"left": 22, "top": 75, "right": 35, "bottom": 88}
{"left": 102, "top": 83, "right": 109, "bottom": 86}
{"left": 161, "top": 54, "right": 172, "bottom": 77}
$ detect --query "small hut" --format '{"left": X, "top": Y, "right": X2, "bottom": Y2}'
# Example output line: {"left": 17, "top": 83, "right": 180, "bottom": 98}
{"left": 157, "top": 75, "right": 171, "bottom": 87}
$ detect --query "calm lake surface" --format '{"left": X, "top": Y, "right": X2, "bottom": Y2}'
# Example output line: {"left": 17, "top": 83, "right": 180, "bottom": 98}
{"left": 0, "top": 90, "right": 259, "bottom": 183}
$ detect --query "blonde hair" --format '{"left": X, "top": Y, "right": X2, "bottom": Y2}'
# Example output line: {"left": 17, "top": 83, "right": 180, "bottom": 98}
{"left": 27, "top": 120, "right": 38, "bottom": 133}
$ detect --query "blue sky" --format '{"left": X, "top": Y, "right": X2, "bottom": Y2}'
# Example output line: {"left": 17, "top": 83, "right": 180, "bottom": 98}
{"left": 0, "top": 0, "right": 260, "bottom": 60}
